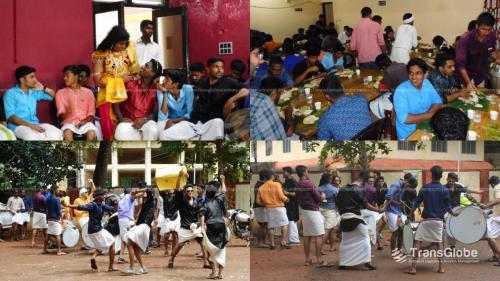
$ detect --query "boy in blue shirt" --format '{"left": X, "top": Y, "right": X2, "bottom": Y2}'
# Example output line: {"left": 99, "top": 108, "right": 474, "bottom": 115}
{"left": 393, "top": 59, "right": 443, "bottom": 140}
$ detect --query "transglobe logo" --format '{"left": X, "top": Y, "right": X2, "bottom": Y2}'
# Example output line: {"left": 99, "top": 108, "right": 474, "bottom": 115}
{"left": 392, "top": 248, "right": 479, "bottom": 264}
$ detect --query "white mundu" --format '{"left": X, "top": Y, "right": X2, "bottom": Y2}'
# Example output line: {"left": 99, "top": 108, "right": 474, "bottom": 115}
{"left": 390, "top": 24, "right": 418, "bottom": 64}
{"left": 114, "top": 120, "right": 159, "bottom": 141}
{"left": 159, "top": 119, "right": 224, "bottom": 141}
{"left": 14, "top": 124, "right": 62, "bottom": 140}
{"left": 61, "top": 122, "right": 97, "bottom": 135}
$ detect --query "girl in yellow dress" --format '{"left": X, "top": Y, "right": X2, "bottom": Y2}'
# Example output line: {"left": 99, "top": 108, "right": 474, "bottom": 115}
{"left": 92, "top": 26, "right": 140, "bottom": 140}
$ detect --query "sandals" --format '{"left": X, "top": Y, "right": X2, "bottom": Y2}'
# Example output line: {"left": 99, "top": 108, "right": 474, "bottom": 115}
{"left": 107, "top": 268, "right": 119, "bottom": 272}
{"left": 316, "top": 261, "right": 333, "bottom": 268}
{"left": 120, "top": 268, "right": 135, "bottom": 275}
{"left": 117, "top": 257, "right": 128, "bottom": 264}
{"left": 364, "top": 263, "right": 377, "bottom": 270}
{"left": 135, "top": 268, "right": 148, "bottom": 275}
{"left": 280, "top": 243, "right": 291, "bottom": 250}
{"left": 167, "top": 260, "right": 174, "bottom": 268}
{"left": 304, "top": 260, "right": 313, "bottom": 266}
{"left": 90, "top": 259, "right": 98, "bottom": 270}
{"left": 208, "top": 273, "right": 218, "bottom": 279}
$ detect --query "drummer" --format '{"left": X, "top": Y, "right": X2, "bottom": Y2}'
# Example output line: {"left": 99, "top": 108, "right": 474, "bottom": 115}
{"left": 383, "top": 173, "right": 414, "bottom": 254}
{"left": 68, "top": 189, "right": 117, "bottom": 271}
{"left": 406, "top": 165, "right": 458, "bottom": 275}
{"left": 445, "top": 172, "right": 483, "bottom": 250}
{"left": 480, "top": 176, "right": 500, "bottom": 267}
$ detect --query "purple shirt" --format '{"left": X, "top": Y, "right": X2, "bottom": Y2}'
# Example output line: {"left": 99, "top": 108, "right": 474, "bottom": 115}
{"left": 33, "top": 192, "right": 46, "bottom": 213}
{"left": 363, "top": 183, "right": 378, "bottom": 206}
{"left": 118, "top": 194, "right": 136, "bottom": 221}
{"left": 296, "top": 178, "right": 322, "bottom": 211}
{"left": 455, "top": 30, "right": 496, "bottom": 84}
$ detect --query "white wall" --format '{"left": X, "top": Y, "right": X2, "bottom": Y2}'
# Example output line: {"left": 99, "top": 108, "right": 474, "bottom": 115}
{"left": 251, "top": 0, "right": 324, "bottom": 41}
{"left": 331, "top": 0, "right": 484, "bottom": 44}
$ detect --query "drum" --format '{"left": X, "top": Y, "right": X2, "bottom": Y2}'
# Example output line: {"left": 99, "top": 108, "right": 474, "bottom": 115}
{"left": 402, "top": 223, "right": 415, "bottom": 255}
{"left": 0, "top": 211, "right": 13, "bottom": 229}
{"left": 81, "top": 222, "right": 95, "bottom": 249}
{"left": 361, "top": 210, "right": 378, "bottom": 245}
{"left": 444, "top": 206, "right": 461, "bottom": 239}
{"left": 448, "top": 206, "right": 487, "bottom": 244}
{"left": 62, "top": 225, "right": 80, "bottom": 248}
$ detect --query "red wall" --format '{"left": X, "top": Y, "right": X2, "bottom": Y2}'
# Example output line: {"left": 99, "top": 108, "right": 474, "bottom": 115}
{"left": 169, "top": 0, "right": 250, "bottom": 74}
{"left": 0, "top": 0, "right": 94, "bottom": 90}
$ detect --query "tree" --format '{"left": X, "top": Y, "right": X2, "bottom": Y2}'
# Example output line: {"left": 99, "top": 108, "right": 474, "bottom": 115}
{"left": 93, "top": 141, "right": 113, "bottom": 188}
{"left": 162, "top": 141, "right": 250, "bottom": 184}
{"left": 307, "top": 141, "right": 392, "bottom": 175}
{"left": 0, "top": 142, "right": 82, "bottom": 190}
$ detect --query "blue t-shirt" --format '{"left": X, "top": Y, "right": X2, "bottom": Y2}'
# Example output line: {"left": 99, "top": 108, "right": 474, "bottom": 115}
{"left": 317, "top": 95, "right": 372, "bottom": 140}
{"left": 23, "top": 196, "right": 33, "bottom": 212}
{"left": 251, "top": 68, "right": 294, "bottom": 89}
{"left": 385, "top": 180, "right": 404, "bottom": 214}
{"left": 318, "top": 184, "right": 339, "bottom": 210}
{"left": 3, "top": 85, "right": 53, "bottom": 130}
{"left": 157, "top": 84, "right": 194, "bottom": 122}
{"left": 321, "top": 53, "right": 344, "bottom": 70}
{"left": 393, "top": 79, "right": 442, "bottom": 140}
{"left": 413, "top": 182, "right": 452, "bottom": 219}
{"left": 283, "top": 55, "right": 305, "bottom": 75}
{"left": 45, "top": 195, "right": 61, "bottom": 220}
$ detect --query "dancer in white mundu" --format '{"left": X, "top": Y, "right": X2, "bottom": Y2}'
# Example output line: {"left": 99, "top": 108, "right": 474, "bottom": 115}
{"left": 68, "top": 189, "right": 117, "bottom": 271}
{"left": 336, "top": 180, "right": 378, "bottom": 270}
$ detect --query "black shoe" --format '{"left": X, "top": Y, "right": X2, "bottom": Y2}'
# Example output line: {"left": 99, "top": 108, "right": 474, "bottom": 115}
{"left": 280, "top": 243, "right": 291, "bottom": 249}
{"left": 269, "top": 245, "right": 275, "bottom": 250}
{"left": 365, "top": 263, "right": 377, "bottom": 270}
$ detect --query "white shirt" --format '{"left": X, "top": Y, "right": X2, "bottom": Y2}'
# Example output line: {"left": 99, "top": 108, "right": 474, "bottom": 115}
{"left": 392, "top": 24, "right": 418, "bottom": 51}
{"left": 338, "top": 31, "right": 350, "bottom": 45}
{"left": 135, "top": 38, "right": 163, "bottom": 66}
{"left": 7, "top": 196, "right": 25, "bottom": 212}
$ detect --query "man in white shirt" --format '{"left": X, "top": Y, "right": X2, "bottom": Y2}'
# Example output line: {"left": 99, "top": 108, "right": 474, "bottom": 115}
{"left": 7, "top": 190, "right": 25, "bottom": 241}
{"left": 135, "top": 20, "right": 163, "bottom": 66}
{"left": 390, "top": 13, "right": 418, "bottom": 64}
{"left": 338, "top": 26, "right": 353, "bottom": 45}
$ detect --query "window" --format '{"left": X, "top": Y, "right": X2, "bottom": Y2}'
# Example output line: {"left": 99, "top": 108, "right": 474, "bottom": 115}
{"left": 431, "top": 141, "right": 447, "bottom": 153}
{"left": 218, "top": 42, "right": 233, "bottom": 55}
{"left": 302, "top": 141, "right": 309, "bottom": 151}
{"left": 397, "top": 141, "right": 416, "bottom": 151}
{"left": 283, "top": 141, "right": 291, "bottom": 153}
{"left": 461, "top": 141, "right": 476, "bottom": 154}
{"left": 265, "top": 141, "right": 273, "bottom": 156}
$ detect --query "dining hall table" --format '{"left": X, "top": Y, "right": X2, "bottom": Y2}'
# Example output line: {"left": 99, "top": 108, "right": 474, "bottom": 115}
{"left": 278, "top": 68, "right": 384, "bottom": 139}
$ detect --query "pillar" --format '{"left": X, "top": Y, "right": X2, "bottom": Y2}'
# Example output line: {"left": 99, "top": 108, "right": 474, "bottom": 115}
{"left": 145, "top": 141, "right": 152, "bottom": 185}
{"left": 112, "top": 143, "right": 119, "bottom": 187}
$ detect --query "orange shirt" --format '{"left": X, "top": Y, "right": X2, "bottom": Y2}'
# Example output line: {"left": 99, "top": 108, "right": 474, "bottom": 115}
{"left": 256, "top": 180, "right": 288, "bottom": 208}
{"left": 263, "top": 41, "right": 282, "bottom": 53}
{"left": 55, "top": 87, "right": 96, "bottom": 125}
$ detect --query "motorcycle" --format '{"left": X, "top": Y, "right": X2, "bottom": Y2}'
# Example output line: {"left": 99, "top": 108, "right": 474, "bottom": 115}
{"left": 226, "top": 209, "right": 253, "bottom": 247}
